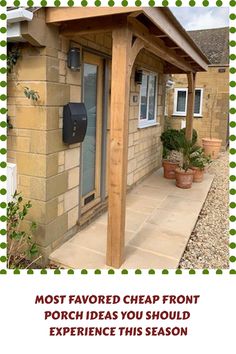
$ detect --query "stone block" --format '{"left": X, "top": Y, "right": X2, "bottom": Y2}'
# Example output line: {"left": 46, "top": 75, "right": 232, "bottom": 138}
{"left": 8, "top": 105, "right": 16, "bottom": 116}
{"left": 68, "top": 206, "right": 79, "bottom": 229}
{"left": 128, "top": 133, "right": 134, "bottom": 147}
{"left": 128, "top": 159, "right": 137, "bottom": 174}
{"left": 15, "top": 106, "right": 59, "bottom": 130}
{"left": 58, "top": 202, "right": 64, "bottom": 216}
{"left": 59, "top": 75, "right": 66, "bottom": 83}
{"left": 39, "top": 46, "right": 58, "bottom": 58}
{"left": 46, "top": 172, "right": 68, "bottom": 200}
{"left": 16, "top": 152, "right": 47, "bottom": 177}
{"left": 46, "top": 83, "right": 70, "bottom": 106}
{"left": 30, "top": 131, "right": 47, "bottom": 154}
{"left": 46, "top": 153, "right": 58, "bottom": 177}
{"left": 128, "top": 146, "right": 135, "bottom": 160}
{"left": 46, "top": 56, "right": 59, "bottom": 82}
{"left": 61, "top": 37, "right": 69, "bottom": 53}
{"left": 129, "top": 119, "right": 137, "bottom": 133}
{"left": 66, "top": 69, "right": 81, "bottom": 86}
{"left": 18, "top": 175, "right": 46, "bottom": 200}
{"left": 70, "top": 85, "right": 81, "bottom": 102}
{"left": 59, "top": 59, "right": 66, "bottom": 76}
{"left": 68, "top": 167, "right": 80, "bottom": 189}
{"left": 46, "top": 129, "right": 65, "bottom": 153}
{"left": 17, "top": 56, "right": 47, "bottom": 81}
{"left": 64, "top": 187, "right": 79, "bottom": 212}
{"left": 25, "top": 198, "right": 58, "bottom": 224}
{"left": 127, "top": 173, "right": 134, "bottom": 186}
{"left": 58, "top": 151, "right": 65, "bottom": 166}
{"left": 36, "top": 213, "right": 68, "bottom": 247}
{"left": 9, "top": 136, "right": 30, "bottom": 152}
{"left": 65, "top": 147, "right": 80, "bottom": 170}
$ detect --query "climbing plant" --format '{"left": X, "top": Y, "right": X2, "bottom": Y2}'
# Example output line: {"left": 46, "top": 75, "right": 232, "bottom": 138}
{"left": 23, "top": 86, "right": 40, "bottom": 101}
{"left": 7, "top": 47, "right": 21, "bottom": 73}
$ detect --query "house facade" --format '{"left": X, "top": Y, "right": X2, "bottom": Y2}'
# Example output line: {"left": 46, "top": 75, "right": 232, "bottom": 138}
{"left": 166, "top": 27, "right": 229, "bottom": 148}
{"left": 7, "top": 7, "right": 208, "bottom": 267}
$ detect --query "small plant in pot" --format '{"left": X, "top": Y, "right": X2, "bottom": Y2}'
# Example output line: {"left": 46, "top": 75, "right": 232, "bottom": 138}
{"left": 175, "top": 135, "right": 194, "bottom": 189}
{"left": 162, "top": 150, "right": 182, "bottom": 179}
{"left": 161, "top": 129, "right": 183, "bottom": 179}
{"left": 190, "top": 147, "right": 211, "bottom": 183}
{"left": 161, "top": 128, "right": 198, "bottom": 180}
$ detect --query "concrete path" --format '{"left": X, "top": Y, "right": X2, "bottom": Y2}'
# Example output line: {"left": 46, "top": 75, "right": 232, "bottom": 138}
{"left": 50, "top": 169, "right": 214, "bottom": 269}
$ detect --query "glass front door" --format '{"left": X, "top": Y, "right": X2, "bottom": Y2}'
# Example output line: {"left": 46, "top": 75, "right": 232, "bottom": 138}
{"left": 81, "top": 53, "right": 103, "bottom": 212}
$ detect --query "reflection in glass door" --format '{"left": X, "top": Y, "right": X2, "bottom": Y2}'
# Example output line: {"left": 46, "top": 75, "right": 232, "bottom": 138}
{"left": 81, "top": 53, "right": 103, "bottom": 211}
{"left": 82, "top": 63, "right": 97, "bottom": 196}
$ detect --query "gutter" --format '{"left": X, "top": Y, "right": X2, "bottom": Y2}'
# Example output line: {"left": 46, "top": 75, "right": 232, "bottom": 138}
{"left": 7, "top": 8, "right": 34, "bottom": 42}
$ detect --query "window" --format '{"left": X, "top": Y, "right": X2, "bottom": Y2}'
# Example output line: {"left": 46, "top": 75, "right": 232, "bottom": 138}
{"left": 139, "top": 71, "right": 158, "bottom": 127}
{"left": 173, "top": 88, "right": 203, "bottom": 117}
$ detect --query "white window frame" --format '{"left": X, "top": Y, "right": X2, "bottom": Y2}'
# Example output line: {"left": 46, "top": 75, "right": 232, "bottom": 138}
{"left": 138, "top": 70, "right": 158, "bottom": 128}
{"left": 173, "top": 88, "right": 203, "bottom": 117}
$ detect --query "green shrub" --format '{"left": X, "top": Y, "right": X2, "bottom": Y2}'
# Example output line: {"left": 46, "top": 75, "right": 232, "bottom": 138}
{"left": 7, "top": 191, "right": 40, "bottom": 269}
{"left": 190, "top": 146, "right": 211, "bottom": 170}
{"left": 180, "top": 128, "right": 198, "bottom": 145}
{"left": 161, "top": 128, "right": 198, "bottom": 158}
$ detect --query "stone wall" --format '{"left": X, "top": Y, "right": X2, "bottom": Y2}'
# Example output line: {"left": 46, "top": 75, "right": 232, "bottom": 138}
{"left": 7, "top": 17, "right": 165, "bottom": 264}
{"left": 167, "top": 67, "right": 229, "bottom": 148}
{"left": 127, "top": 50, "right": 165, "bottom": 187}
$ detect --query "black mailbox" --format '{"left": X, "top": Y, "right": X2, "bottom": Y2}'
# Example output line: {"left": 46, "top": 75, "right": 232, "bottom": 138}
{"left": 63, "top": 103, "right": 87, "bottom": 144}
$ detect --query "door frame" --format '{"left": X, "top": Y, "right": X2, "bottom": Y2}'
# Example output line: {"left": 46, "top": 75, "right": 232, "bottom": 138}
{"left": 80, "top": 51, "right": 103, "bottom": 215}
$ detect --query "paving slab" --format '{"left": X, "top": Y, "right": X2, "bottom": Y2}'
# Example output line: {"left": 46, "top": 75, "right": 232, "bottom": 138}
{"left": 49, "top": 168, "right": 214, "bottom": 269}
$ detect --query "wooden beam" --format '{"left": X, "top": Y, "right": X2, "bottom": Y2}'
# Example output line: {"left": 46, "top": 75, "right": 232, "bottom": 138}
{"left": 60, "top": 15, "right": 126, "bottom": 36}
{"left": 107, "top": 26, "right": 132, "bottom": 268}
{"left": 185, "top": 72, "right": 196, "bottom": 141}
{"left": 143, "top": 7, "right": 208, "bottom": 71}
{"left": 46, "top": 7, "right": 138, "bottom": 23}
{"left": 128, "top": 18, "right": 195, "bottom": 73}
{"left": 164, "top": 63, "right": 185, "bottom": 74}
{"left": 129, "top": 37, "right": 145, "bottom": 67}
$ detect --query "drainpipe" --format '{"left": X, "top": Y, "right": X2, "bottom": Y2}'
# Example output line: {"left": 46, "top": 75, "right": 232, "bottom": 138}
{"left": 7, "top": 8, "right": 34, "bottom": 42}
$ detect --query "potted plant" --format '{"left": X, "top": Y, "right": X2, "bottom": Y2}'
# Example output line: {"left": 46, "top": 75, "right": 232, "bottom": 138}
{"left": 161, "top": 128, "right": 198, "bottom": 181}
{"left": 161, "top": 129, "right": 184, "bottom": 179}
{"left": 202, "top": 91, "right": 222, "bottom": 159}
{"left": 190, "top": 147, "right": 211, "bottom": 183}
{"left": 175, "top": 135, "right": 194, "bottom": 189}
{"left": 162, "top": 150, "right": 182, "bottom": 179}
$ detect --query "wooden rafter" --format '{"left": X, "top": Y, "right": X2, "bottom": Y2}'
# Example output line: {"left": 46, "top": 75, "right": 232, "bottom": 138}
{"left": 60, "top": 14, "right": 126, "bottom": 36}
{"left": 143, "top": 7, "right": 208, "bottom": 71}
{"left": 128, "top": 17, "right": 195, "bottom": 73}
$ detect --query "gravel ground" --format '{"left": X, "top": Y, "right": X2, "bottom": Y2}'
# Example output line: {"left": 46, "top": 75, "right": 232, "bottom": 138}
{"left": 179, "top": 151, "right": 229, "bottom": 269}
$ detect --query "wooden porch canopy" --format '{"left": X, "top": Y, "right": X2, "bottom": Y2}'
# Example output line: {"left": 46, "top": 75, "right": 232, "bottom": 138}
{"left": 46, "top": 7, "right": 209, "bottom": 268}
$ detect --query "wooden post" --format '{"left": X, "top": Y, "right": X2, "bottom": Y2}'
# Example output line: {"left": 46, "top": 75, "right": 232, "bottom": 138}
{"left": 185, "top": 72, "right": 196, "bottom": 141}
{"left": 106, "top": 27, "right": 133, "bottom": 268}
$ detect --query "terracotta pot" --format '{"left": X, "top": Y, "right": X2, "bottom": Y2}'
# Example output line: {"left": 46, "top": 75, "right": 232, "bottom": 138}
{"left": 192, "top": 167, "right": 204, "bottom": 183}
{"left": 162, "top": 160, "right": 179, "bottom": 179}
{"left": 175, "top": 168, "right": 194, "bottom": 189}
{"left": 202, "top": 138, "right": 222, "bottom": 159}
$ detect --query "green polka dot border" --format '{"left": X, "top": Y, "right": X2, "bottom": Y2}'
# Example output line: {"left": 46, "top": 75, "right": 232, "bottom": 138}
{"left": 0, "top": 0, "right": 234, "bottom": 276}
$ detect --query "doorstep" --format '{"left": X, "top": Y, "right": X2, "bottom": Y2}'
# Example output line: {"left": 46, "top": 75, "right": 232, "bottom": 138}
{"left": 49, "top": 168, "right": 214, "bottom": 269}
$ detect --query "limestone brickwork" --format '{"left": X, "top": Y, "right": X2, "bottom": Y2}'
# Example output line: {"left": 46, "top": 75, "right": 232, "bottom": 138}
{"left": 127, "top": 50, "right": 165, "bottom": 187}
{"left": 7, "top": 12, "right": 165, "bottom": 264}
{"left": 166, "top": 67, "right": 229, "bottom": 148}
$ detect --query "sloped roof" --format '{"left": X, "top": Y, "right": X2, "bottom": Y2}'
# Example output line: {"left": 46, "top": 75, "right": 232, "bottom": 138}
{"left": 187, "top": 27, "right": 229, "bottom": 65}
